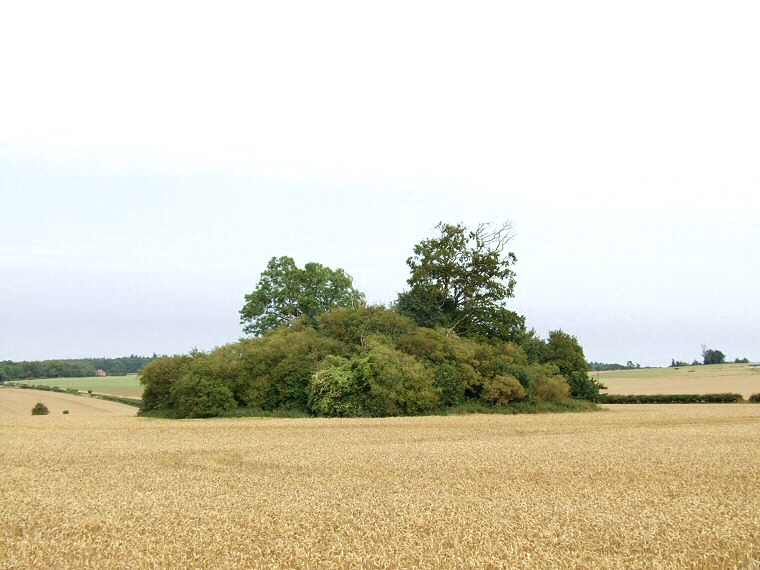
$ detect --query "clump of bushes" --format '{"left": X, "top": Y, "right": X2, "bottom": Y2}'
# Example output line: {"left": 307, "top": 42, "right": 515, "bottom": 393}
{"left": 139, "top": 306, "right": 590, "bottom": 419}
{"left": 31, "top": 402, "right": 50, "bottom": 415}
{"left": 749, "top": 393, "right": 760, "bottom": 403}
{"left": 481, "top": 374, "right": 526, "bottom": 406}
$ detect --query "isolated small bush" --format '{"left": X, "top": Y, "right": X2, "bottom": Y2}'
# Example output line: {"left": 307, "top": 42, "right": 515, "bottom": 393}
{"left": 748, "top": 393, "right": 760, "bottom": 403}
{"left": 31, "top": 402, "right": 50, "bottom": 415}
{"left": 62, "top": 410, "right": 70, "bottom": 415}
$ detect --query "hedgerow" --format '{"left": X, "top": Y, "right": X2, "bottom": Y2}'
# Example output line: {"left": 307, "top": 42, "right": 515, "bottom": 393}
{"left": 599, "top": 393, "right": 744, "bottom": 404}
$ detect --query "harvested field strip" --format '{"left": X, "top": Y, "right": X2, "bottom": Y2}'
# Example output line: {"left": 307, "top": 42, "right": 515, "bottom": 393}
{"left": 0, "top": 405, "right": 758, "bottom": 568}
{"left": 0, "top": 388, "right": 139, "bottom": 416}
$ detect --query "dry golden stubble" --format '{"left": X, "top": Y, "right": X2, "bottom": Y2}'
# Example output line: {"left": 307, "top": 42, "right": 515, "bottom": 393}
{"left": 0, "top": 405, "right": 758, "bottom": 569}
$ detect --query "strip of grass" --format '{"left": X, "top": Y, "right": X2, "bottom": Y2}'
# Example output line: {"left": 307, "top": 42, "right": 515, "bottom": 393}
{"left": 444, "top": 398, "right": 599, "bottom": 415}
{"left": 16, "top": 376, "right": 143, "bottom": 398}
{"left": 138, "top": 407, "right": 312, "bottom": 419}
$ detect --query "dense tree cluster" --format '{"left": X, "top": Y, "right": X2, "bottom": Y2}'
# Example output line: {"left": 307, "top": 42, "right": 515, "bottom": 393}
{"left": 702, "top": 348, "right": 726, "bottom": 365}
{"left": 141, "top": 221, "right": 603, "bottom": 418}
{"left": 141, "top": 305, "right": 599, "bottom": 418}
{"left": 668, "top": 346, "right": 734, "bottom": 368}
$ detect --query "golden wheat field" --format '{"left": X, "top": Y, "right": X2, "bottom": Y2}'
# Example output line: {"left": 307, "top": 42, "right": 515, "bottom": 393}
{"left": 599, "top": 363, "right": 760, "bottom": 399}
{"left": 1, "top": 403, "right": 758, "bottom": 569}
{"left": 0, "top": 388, "right": 137, "bottom": 416}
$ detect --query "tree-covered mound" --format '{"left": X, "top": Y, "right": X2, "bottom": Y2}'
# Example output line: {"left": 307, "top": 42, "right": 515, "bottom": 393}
{"left": 140, "top": 222, "right": 605, "bottom": 418}
{"left": 140, "top": 306, "right": 603, "bottom": 418}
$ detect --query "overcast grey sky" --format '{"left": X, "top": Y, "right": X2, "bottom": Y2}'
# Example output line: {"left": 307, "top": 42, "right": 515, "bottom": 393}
{"left": 2, "top": 1, "right": 759, "bottom": 366}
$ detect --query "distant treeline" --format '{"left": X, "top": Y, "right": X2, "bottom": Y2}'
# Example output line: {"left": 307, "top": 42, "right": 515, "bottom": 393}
{"left": 588, "top": 361, "right": 643, "bottom": 371}
{"left": 0, "top": 355, "right": 159, "bottom": 381}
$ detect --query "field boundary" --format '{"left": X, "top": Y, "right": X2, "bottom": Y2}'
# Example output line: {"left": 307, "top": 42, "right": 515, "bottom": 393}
{"left": 599, "top": 393, "right": 747, "bottom": 404}
{"left": 2, "top": 383, "right": 142, "bottom": 407}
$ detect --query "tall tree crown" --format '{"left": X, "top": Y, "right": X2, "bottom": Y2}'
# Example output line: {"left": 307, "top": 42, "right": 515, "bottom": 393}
{"left": 240, "top": 256, "right": 365, "bottom": 336}
{"left": 399, "top": 222, "right": 523, "bottom": 342}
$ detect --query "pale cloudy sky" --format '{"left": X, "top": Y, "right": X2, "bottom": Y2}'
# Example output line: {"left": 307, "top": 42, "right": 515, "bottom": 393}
{"left": 1, "top": 1, "right": 759, "bottom": 365}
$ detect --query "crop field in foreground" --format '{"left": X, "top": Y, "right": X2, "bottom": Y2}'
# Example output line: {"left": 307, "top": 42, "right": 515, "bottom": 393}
{"left": 15, "top": 375, "right": 143, "bottom": 398}
{"left": 1, "top": 405, "right": 758, "bottom": 569}
{"left": 598, "top": 363, "right": 760, "bottom": 399}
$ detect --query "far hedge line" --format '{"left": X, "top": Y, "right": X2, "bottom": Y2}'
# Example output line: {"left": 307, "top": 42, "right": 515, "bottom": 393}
{"left": 599, "top": 393, "right": 747, "bottom": 404}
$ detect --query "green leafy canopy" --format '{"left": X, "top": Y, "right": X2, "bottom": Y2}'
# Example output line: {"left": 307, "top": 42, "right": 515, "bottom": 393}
{"left": 240, "top": 256, "right": 366, "bottom": 336}
{"left": 397, "top": 222, "right": 524, "bottom": 343}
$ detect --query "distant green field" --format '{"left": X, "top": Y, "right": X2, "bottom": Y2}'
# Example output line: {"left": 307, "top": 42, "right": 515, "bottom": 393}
{"left": 16, "top": 376, "right": 143, "bottom": 398}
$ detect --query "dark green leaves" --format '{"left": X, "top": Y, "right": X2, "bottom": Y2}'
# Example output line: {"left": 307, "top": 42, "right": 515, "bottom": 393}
{"left": 240, "top": 256, "right": 366, "bottom": 336}
{"left": 398, "top": 222, "right": 524, "bottom": 342}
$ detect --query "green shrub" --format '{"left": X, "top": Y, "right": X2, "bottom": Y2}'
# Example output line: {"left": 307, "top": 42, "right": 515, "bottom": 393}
{"left": 31, "top": 402, "right": 49, "bottom": 415}
{"left": 317, "top": 305, "right": 417, "bottom": 345}
{"left": 306, "top": 341, "right": 442, "bottom": 418}
{"left": 237, "top": 327, "right": 347, "bottom": 411}
{"left": 139, "top": 355, "right": 192, "bottom": 411}
{"left": 62, "top": 410, "right": 69, "bottom": 415}
{"left": 566, "top": 371, "right": 607, "bottom": 401}
{"left": 170, "top": 375, "right": 237, "bottom": 418}
{"left": 520, "top": 363, "right": 567, "bottom": 400}
{"left": 481, "top": 374, "right": 526, "bottom": 406}
{"left": 355, "top": 340, "right": 440, "bottom": 417}
{"left": 307, "top": 357, "right": 366, "bottom": 417}
{"left": 396, "top": 328, "right": 494, "bottom": 397}
{"left": 432, "top": 363, "right": 469, "bottom": 407}
{"left": 749, "top": 393, "right": 760, "bottom": 403}
{"left": 543, "top": 329, "right": 588, "bottom": 376}
{"left": 533, "top": 375, "right": 571, "bottom": 401}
